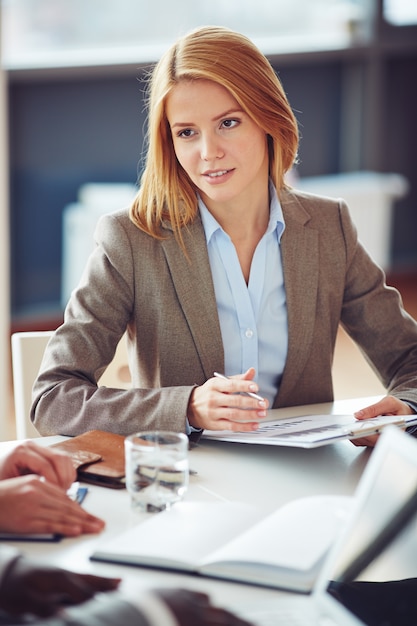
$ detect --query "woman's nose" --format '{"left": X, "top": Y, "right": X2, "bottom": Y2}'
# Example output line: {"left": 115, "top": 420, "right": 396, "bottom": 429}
{"left": 200, "top": 134, "right": 224, "bottom": 161}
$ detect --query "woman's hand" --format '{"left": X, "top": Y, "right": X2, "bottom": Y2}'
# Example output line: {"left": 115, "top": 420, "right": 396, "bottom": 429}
{"left": 187, "top": 368, "right": 268, "bottom": 431}
{"left": 351, "top": 395, "right": 415, "bottom": 447}
{"left": 0, "top": 440, "right": 76, "bottom": 490}
{"left": 0, "top": 475, "right": 105, "bottom": 536}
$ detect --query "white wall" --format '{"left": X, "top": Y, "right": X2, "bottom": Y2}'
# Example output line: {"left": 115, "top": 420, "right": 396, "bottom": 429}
{"left": 0, "top": 8, "right": 12, "bottom": 440}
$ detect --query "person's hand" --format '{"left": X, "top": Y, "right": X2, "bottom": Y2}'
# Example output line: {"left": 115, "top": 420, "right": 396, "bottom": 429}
{"left": 0, "top": 474, "right": 105, "bottom": 536}
{"left": 0, "top": 556, "right": 121, "bottom": 617}
{"left": 0, "top": 440, "right": 75, "bottom": 490}
{"left": 352, "top": 395, "right": 415, "bottom": 447}
{"left": 155, "top": 589, "right": 254, "bottom": 626}
{"left": 187, "top": 368, "right": 268, "bottom": 432}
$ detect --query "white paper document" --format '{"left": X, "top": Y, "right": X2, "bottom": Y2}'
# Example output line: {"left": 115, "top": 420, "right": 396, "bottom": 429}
{"left": 203, "top": 413, "right": 417, "bottom": 448}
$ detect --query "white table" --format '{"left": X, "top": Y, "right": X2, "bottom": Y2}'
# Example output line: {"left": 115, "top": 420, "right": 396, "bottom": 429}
{"left": 0, "top": 396, "right": 380, "bottom": 611}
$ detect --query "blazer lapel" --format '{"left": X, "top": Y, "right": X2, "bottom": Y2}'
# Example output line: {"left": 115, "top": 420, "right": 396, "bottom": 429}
{"left": 160, "top": 193, "right": 319, "bottom": 398}
{"left": 161, "top": 217, "right": 225, "bottom": 380}
{"left": 275, "top": 191, "right": 319, "bottom": 406}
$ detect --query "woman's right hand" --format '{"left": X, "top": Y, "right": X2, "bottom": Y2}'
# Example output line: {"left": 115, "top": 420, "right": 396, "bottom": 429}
{"left": 187, "top": 368, "right": 268, "bottom": 431}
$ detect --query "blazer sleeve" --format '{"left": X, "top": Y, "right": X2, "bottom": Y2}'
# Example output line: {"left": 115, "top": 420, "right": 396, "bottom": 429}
{"left": 31, "top": 211, "right": 197, "bottom": 437}
{"left": 338, "top": 201, "right": 417, "bottom": 406}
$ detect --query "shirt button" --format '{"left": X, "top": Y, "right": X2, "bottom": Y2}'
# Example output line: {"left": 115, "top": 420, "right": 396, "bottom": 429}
{"left": 245, "top": 328, "right": 254, "bottom": 339}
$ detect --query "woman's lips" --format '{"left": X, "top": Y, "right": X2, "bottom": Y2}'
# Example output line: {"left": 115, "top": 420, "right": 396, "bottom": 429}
{"left": 202, "top": 169, "right": 234, "bottom": 183}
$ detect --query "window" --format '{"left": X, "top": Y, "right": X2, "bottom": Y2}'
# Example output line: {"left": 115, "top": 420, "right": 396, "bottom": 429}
{"left": 2, "top": 0, "right": 375, "bottom": 70}
{"left": 384, "top": 0, "right": 417, "bottom": 26}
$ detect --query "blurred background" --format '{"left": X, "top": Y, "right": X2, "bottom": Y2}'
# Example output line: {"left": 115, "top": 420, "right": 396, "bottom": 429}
{"left": 1, "top": 0, "right": 416, "bottom": 437}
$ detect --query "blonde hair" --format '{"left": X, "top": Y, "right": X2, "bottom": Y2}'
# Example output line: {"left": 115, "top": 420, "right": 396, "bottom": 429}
{"left": 130, "top": 25, "right": 299, "bottom": 243}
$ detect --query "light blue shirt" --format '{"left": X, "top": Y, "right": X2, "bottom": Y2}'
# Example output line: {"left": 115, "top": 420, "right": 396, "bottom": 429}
{"left": 199, "top": 182, "right": 288, "bottom": 406}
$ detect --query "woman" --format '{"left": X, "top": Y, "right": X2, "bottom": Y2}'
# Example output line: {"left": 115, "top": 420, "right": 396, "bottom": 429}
{"left": 32, "top": 26, "right": 417, "bottom": 445}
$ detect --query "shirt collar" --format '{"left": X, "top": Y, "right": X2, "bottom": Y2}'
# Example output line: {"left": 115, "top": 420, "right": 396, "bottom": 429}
{"left": 198, "top": 180, "right": 285, "bottom": 245}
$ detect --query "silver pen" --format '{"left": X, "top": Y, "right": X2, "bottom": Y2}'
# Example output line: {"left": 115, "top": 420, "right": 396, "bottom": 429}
{"left": 213, "top": 372, "right": 264, "bottom": 402}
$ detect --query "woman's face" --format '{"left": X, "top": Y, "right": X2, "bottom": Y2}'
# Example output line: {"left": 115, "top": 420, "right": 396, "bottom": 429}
{"left": 166, "top": 79, "right": 269, "bottom": 212}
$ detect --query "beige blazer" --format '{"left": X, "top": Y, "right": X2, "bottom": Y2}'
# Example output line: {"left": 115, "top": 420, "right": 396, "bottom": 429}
{"left": 32, "top": 188, "right": 417, "bottom": 436}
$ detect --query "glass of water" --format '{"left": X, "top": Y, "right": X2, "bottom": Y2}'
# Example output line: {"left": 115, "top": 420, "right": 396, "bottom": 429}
{"left": 125, "top": 431, "right": 189, "bottom": 513}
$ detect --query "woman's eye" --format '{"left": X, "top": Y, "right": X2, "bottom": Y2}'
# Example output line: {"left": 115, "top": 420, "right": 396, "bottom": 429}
{"left": 221, "top": 119, "right": 239, "bottom": 129}
{"left": 178, "top": 128, "right": 195, "bottom": 138}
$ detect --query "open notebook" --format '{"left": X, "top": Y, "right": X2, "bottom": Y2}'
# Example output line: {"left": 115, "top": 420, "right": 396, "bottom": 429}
{"left": 229, "top": 425, "right": 417, "bottom": 626}
{"left": 92, "top": 494, "right": 352, "bottom": 593}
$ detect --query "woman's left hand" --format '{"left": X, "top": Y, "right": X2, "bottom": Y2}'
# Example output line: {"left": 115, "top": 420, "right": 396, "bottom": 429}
{"left": 351, "top": 395, "right": 415, "bottom": 447}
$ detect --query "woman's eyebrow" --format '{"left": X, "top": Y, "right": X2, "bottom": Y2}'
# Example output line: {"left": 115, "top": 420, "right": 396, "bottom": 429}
{"left": 212, "top": 107, "right": 244, "bottom": 122}
{"left": 170, "top": 108, "right": 244, "bottom": 130}
{"left": 170, "top": 121, "right": 194, "bottom": 129}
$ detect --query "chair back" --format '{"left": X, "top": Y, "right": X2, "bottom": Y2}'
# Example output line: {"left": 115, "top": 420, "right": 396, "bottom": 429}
{"left": 11, "top": 331, "right": 54, "bottom": 439}
{"left": 11, "top": 331, "right": 130, "bottom": 439}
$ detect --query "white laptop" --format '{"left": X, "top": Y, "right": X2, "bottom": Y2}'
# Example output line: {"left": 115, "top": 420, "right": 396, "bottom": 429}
{"left": 231, "top": 425, "right": 417, "bottom": 625}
